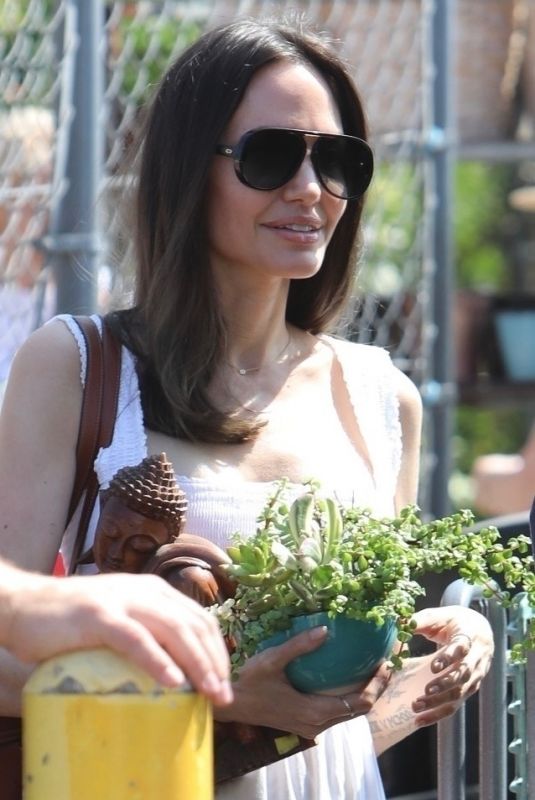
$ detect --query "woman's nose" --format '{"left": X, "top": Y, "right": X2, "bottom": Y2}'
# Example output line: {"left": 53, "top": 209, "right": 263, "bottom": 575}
{"left": 282, "top": 154, "right": 322, "bottom": 204}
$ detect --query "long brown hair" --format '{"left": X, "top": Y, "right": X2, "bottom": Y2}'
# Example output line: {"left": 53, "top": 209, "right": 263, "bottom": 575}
{"left": 111, "top": 18, "right": 370, "bottom": 443}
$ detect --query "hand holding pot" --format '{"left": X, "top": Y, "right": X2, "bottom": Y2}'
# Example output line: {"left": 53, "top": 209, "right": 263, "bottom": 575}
{"left": 214, "top": 625, "right": 391, "bottom": 740}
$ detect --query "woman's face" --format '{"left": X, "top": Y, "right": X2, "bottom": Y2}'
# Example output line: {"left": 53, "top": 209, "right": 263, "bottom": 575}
{"left": 93, "top": 495, "right": 172, "bottom": 573}
{"left": 207, "top": 60, "right": 348, "bottom": 290}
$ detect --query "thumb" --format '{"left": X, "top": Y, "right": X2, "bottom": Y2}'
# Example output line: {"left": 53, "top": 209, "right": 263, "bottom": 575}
{"left": 266, "top": 625, "right": 328, "bottom": 669}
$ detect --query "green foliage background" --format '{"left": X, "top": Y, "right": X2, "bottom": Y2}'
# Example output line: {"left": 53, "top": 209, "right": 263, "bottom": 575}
{"left": 455, "top": 163, "right": 510, "bottom": 291}
{"left": 452, "top": 161, "right": 533, "bottom": 513}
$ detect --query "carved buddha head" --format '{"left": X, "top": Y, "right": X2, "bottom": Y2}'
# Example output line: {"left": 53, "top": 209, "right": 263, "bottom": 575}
{"left": 93, "top": 452, "right": 187, "bottom": 573}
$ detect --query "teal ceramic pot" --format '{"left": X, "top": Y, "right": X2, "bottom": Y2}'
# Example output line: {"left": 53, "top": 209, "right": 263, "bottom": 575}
{"left": 256, "top": 612, "right": 397, "bottom": 693}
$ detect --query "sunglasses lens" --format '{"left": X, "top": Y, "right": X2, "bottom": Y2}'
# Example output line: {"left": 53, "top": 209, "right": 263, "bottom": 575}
{"left": 315, "top": 136, "right": 374, "bottom": 199}
{"left": 240, "top": 130, "right": 305, "bottom": 190}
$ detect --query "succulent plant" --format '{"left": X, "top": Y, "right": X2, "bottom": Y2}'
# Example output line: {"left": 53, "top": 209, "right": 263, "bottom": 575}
{"left": 211, "top": 479, "right": 535, "bottom": 674}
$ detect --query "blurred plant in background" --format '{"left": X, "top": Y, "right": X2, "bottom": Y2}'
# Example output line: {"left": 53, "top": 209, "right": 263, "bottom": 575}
{"left": 450, "top": 160, "right": 533, "bottom": 514}
{"left": 0, "top": 0, "right": 57, "bottom": 106}
{"left": 455, "top": 162, "right": 511, "bottom": 291}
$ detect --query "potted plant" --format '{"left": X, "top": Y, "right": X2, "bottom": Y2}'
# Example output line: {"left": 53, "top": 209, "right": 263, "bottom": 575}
{"left": 212, "top": 479, "right": 535, "bottom": 692}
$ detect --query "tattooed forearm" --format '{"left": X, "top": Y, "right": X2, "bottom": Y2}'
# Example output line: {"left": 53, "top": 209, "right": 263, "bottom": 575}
{"left": 368, "top": 704, "right": 413, "bottom": 732}
{"left": 380, "top": 660, "right": 421, "bottom": 701}
{"left": 367, "top": 703, "right": 416, "bottom": 755}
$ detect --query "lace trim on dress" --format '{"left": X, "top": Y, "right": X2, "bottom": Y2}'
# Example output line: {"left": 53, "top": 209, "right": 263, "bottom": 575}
{"left": 53, "top": 313, "right": 97, "bottom": 387}
{"left": 94, "top": 343, "right": 147, "bottom": 489}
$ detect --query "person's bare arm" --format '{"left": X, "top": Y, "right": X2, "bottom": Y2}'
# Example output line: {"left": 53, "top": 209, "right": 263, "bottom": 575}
{"left": 0, "top": 561, "right": 232, "bottom": 706}
{"left": 0, "top": 320, "right": 82, "bottom": 712}
{"left": 0, "top": 320, "right": 81, "bottom": 569}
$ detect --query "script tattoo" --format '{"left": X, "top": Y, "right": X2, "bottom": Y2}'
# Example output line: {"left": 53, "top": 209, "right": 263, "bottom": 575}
{"left": 368, "top": 704, "right": 414, "bottom": 734}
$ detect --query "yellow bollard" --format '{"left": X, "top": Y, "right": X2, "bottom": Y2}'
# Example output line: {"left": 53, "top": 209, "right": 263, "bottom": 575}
{"left": 22, "top": 648, "right": 213, "bottom": 800}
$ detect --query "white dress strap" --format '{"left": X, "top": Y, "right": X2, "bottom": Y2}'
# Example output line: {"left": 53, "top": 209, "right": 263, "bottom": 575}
{"left": 322, "top": 336, "right": 402, "bottom": 513}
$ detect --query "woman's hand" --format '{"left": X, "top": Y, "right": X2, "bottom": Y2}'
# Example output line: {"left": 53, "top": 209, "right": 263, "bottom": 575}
{"left": 1, "top": 567, "right": 233, "bottom": 707}
{"left": 215, "top": 626, "right": 391, "bottom": 739}
{"left": 409, "top": 605, "right": 494, "bottom": 724}
{"left": 367, "top": 605, "right": 494, "bottom": 754}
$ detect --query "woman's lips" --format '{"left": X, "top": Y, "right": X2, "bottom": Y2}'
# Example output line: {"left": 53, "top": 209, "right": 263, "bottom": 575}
{"left": 264, "top": 221, "right": 322, "bottom": 243}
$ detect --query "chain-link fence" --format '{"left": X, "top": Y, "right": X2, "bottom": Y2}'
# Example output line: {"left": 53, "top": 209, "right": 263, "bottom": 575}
{"left": 1, "top": 0, "right": 532, "bottom": 514}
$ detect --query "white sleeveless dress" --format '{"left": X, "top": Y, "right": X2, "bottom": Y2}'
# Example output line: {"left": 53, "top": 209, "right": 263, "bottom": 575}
{"left": 59, "top": 314, "right": 403, "bottom": 800}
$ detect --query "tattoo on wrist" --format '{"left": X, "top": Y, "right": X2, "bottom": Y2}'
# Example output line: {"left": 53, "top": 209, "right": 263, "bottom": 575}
{"left": 369, "top": 704, "right": 414, "bottom": 733}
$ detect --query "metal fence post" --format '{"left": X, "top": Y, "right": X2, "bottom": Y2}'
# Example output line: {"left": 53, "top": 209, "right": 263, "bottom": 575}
{"left": 479, "top": 598, "right": 508, "bottom": 800}
{"left": 526, "top": 650, "right": 535, "bottom": 796}
{"left": 426, "top": 0, "right": 457, "bottom": 518}
{"left": 438, "top": 579, "right": 508, "bottom": 800}
{"left": 50, "top": 0, "right": 104, "bottom": 315}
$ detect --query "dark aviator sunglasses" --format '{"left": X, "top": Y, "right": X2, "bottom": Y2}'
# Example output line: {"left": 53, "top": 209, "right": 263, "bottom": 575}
{"left": 215, "top": 127, "right": 374, "bottom": 200}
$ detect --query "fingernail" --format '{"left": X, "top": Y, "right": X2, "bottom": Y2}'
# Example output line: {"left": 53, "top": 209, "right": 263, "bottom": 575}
{"left": 161, "top": 667, "right": 186, "bottom": 688}
{"left": 310, "top": 626, "right": 328, "bottom": 641}
{"left": 427, "top": 684, "right": 440, "bottom": 695}
{"left": 433, "top": 659, "right": 446, "bottom": 671}
{"left": 413, "top": 700, "right": 426, "bottom": 712}
{"left": 220, "top": 679, "right": 234, "bottom": 704}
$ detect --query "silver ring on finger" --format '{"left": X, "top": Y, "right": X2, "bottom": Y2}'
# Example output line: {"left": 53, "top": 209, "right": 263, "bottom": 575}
{"left": 339, "top": 696, "right": 355, "bottom": 719}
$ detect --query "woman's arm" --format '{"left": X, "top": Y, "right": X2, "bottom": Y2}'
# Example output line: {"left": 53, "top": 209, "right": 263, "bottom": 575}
{"left": 0, "top": 320, "right": 81, "bottom": 569}
{"left": 0, "top": 320, "right": 82, "bottom": 712}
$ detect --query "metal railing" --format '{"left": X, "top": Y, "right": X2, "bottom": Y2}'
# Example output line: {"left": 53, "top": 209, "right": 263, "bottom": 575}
{"left": 437, "top": 579, "right": 534, "bottom": 800}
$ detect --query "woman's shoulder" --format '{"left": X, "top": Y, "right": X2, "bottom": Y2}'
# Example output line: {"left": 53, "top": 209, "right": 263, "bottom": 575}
{"left": 1, "top": 319, "right": 82, "bottom": 433}
{"left": 9, "top": 317, "right": 81, "bottom": 386}
{"left": 321, "top": 333, "right": 387, "bottom": 358}
{"left": 323, "top": 336, "right": 418, "bottom": 388}
{"left": 0, "top": 319, "right": 83, "bottom": 465}
{"left": 321, "top": 334, "right": 399, "bottom": 381}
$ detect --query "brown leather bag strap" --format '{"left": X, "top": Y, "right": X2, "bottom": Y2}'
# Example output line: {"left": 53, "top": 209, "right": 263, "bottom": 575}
{"left": 67, "top": 317, "right": 103, "bottom": 523}
{"left": 66, "top": 316, "right": 122, "bottom": 573}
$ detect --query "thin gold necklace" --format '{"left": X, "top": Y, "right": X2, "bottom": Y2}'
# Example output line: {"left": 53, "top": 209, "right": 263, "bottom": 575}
{"left": 231, "top": 332, "right": 292, "bottom": 375}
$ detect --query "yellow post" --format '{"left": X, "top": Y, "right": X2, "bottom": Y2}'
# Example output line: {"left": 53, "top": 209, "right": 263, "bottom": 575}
{"left": 22, "top": 648, "right": 213, "bottom": 800}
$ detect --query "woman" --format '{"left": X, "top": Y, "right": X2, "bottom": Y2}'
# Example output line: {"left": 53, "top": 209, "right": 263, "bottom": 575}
{"left": 0, "top": 18, "right": 493, "bottom": 799}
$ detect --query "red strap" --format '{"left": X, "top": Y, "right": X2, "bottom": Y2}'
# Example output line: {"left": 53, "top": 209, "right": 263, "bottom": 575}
{"left": 52, "top": 553, "right": 65, "bottom": 576}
